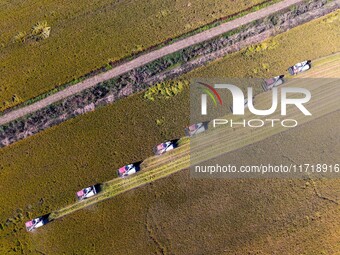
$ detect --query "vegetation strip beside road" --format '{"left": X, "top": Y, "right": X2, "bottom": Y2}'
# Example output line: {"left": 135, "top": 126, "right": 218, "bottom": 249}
{"left": 0, "top": 0, "right": 306, "bottom": 126}
{"left": 0, "top": 0, "right": 280, "bottom": 112}
{"left": 1, "top": 0, "right": 278, "bottom": 110}
{"left": 48, "top": 53, "right": 340, "bottom": 221}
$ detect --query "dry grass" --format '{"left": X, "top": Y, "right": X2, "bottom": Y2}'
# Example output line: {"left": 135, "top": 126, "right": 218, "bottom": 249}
{"left": 0, "top": 11, "right": 340, "bottom": 253}
{"left": 0, "top": 0, "right": 267, "bottom": 110}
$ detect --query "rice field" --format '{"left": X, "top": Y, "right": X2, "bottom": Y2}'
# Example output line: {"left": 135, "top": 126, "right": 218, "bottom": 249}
{"left": 48, "top": 57, "right": 340, "bottom": 221}
{"left": 0, "top": 0, "right": 269, "bottom": 110}
{"left": 20, "top": 112, "right": 340, "bottom": 254}
{"left": 0, "top": 11, "right": 340, "bottom": 254}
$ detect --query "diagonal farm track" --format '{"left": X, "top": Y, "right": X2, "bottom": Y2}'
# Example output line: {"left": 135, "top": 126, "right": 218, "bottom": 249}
{"left": 49, "top": 52, "right": 340, "bottom": 221}
{"left": 0, "top": 0, "right": 307, "bottom": 126}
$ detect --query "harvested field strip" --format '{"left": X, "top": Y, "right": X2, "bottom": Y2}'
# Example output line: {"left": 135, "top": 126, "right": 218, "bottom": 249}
{"left": 51, "top": 152, "right": 191, "bottom": 219}
{"left": 37, "top": 112, "right": 340, "bottom": 255}
{"left": 48, "top": 54, "right": 340, "bottom": 220}
{"left": 191, "top": 80, "right": 340, "bottom": 162}
{"left": 189, "top": 56, "right": 340, "bottom": 156}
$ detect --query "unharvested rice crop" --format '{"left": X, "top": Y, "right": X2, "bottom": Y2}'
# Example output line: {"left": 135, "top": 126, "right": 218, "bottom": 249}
{"left": 0, "top": 11, "right": 339, "bottom": 253}
{"left": 0, "top": 0, "right": 268, "bottom": 110}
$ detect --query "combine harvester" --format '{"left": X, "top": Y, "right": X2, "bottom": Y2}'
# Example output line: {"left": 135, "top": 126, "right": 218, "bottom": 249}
{"left": 153, "top": 141, "right": 177, "bottom": 155}
{"left": 262, "top": 75, "right": 285, "bottom": 91}
{"left": 76, "top": 185, "right": 101, "bottom": 201}
{"left": 185, "top": 122, "right": 209, "bottom": 137}
{"left": 117, "top": 163, "right": 140, "bottom": 178}
{"left": 25, "top": 214, "right": 51, "bottom": 232}
{"left": 288, "top": 60, "right": 312, "bottom": 75}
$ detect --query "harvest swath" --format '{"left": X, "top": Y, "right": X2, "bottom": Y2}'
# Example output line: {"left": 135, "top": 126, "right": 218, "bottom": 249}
{"left": 49, "top": 53, "right": 340, "bottom": 220}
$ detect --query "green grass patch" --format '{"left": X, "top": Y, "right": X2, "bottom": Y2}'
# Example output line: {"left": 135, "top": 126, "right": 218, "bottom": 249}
{"left": 144, "top": 80, "right": 189, "bottom": 101}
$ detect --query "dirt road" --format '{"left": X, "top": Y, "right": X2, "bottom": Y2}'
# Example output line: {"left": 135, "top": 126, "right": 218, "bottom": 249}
{"left": 0, "top": 0, "right": 304, "bottom": 126}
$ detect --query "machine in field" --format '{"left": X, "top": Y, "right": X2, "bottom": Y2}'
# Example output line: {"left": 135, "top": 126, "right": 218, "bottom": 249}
{"left": 185, "top": 122, "right": 209, "bottom": 137}
{"left": 25, "top": 215, "right": 50, "bottom": 232}
{"left": 153, "top": 141, "right": 176, "bottom": 155}
{"left": 262, "top": 75, "right": 285, "bottom": 91}
{"left": 288, "top": 60, "right": 311, "bottom": 75}
{"left": 76, "top": 185, "right": 98, "bottom": 201}
{"left": 118, "top": 163, "right": 140, "bottom": 178}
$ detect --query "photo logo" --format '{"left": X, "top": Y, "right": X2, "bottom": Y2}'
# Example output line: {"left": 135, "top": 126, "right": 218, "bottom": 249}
{"left": 197, "top": 82, "right": 223, "bottom": 114}
{"left": 200, "top": 83, "right": 312, "bottom": 116}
